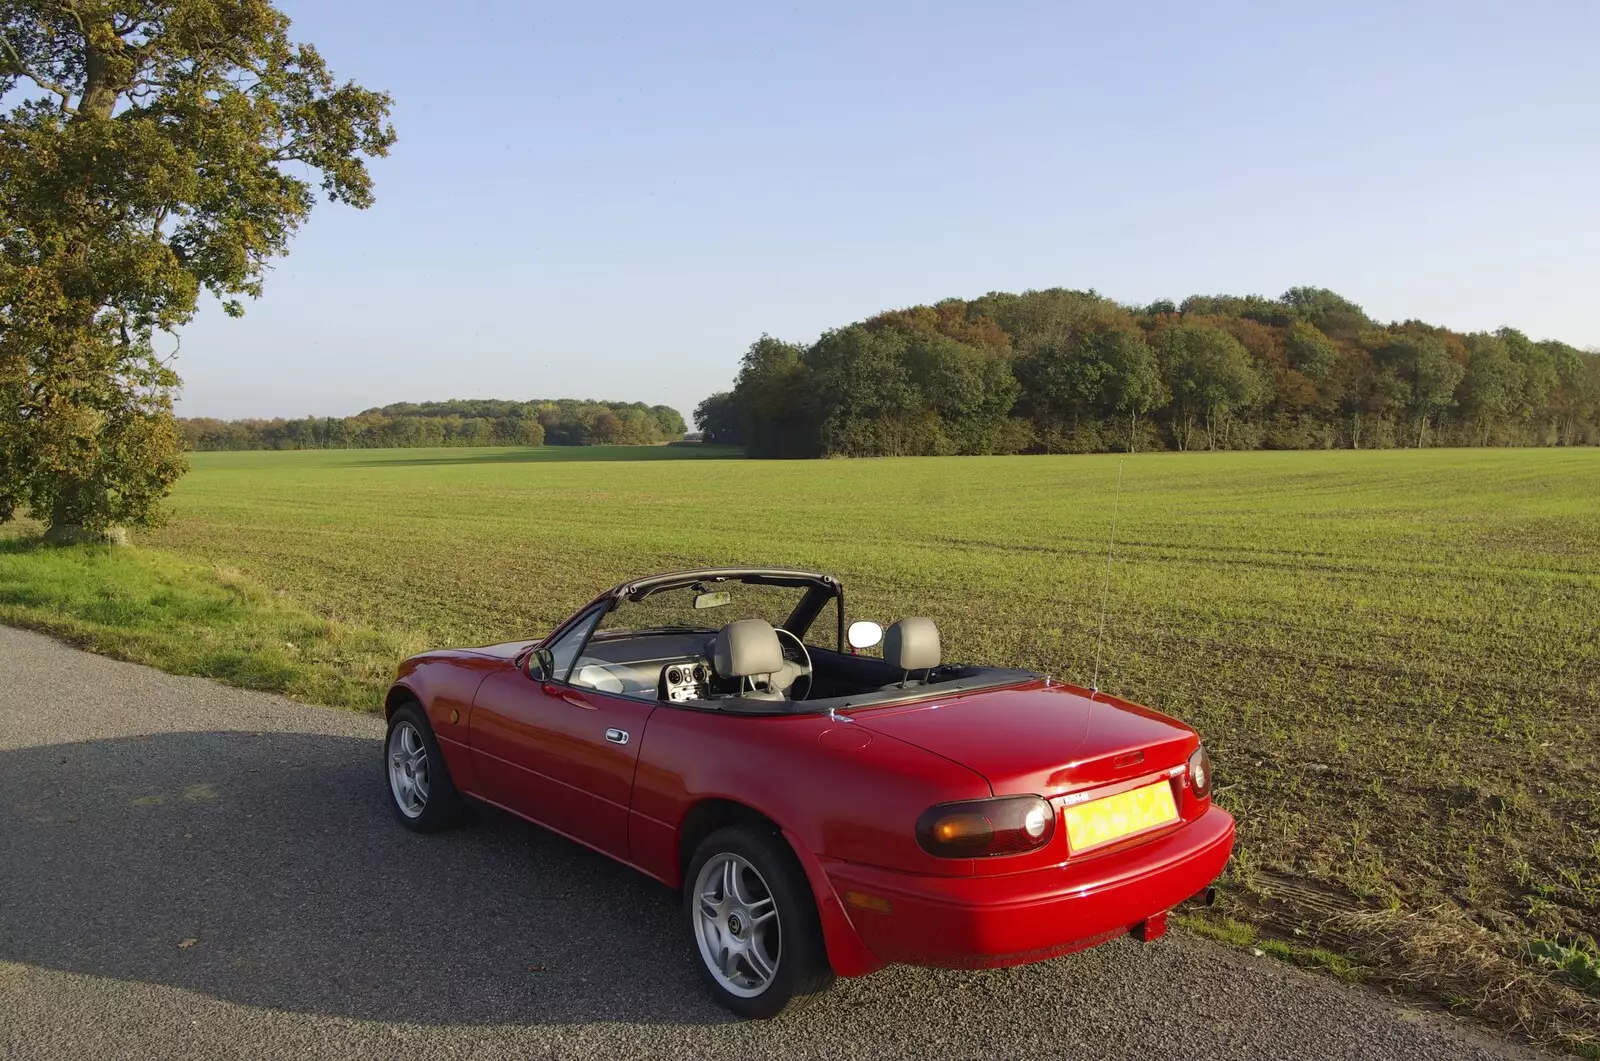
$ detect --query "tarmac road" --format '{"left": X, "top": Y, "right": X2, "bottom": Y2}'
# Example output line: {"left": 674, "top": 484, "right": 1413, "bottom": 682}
{"left": 0, "top": 625, "right": 1542, "bottom": 1061}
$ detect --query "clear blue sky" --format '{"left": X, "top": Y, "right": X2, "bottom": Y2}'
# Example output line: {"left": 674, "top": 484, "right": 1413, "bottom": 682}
{"left": 175, "top": 0, "right": 1600, "bottom": 422}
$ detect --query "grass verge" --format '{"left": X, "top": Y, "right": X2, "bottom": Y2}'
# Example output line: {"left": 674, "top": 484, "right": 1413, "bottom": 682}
{"left": 1179, "top": 895, "right": 1600, "bottom": 1056}
{"left": 0, "top": 536, "right": 416, "bottom": 710}
{"left": 1175, "top": 911, "right": 1369, "bottom": 982}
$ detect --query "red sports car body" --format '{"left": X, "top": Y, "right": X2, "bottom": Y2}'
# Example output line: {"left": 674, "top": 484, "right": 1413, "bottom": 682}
{"left": 383, "top": 568, "right": 1234, "bottom": 1017}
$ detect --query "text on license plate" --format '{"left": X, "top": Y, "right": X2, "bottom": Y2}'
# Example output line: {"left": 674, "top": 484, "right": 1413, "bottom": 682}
{"left": 1063, "top": 780, "right": 1178, "bottom": 853}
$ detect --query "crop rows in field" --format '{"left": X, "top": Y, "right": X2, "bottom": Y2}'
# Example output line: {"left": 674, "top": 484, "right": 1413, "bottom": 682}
{"left": 144, "top": 446, "right": 1600, "bottom": 1025}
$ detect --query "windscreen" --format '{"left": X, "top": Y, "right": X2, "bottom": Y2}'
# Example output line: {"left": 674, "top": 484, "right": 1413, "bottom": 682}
{"left": 593, "top": 580, "right": 831, "bottom": 643}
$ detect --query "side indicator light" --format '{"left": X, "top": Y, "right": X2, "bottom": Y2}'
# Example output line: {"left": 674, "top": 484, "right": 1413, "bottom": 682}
{"left": 843, "top": 891, "right": 893, "bottom": 915}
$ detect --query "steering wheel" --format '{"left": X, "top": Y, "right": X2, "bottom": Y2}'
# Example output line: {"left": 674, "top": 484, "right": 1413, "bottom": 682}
{"left": 772, "top": 628, "right": 814, "bottom": 700}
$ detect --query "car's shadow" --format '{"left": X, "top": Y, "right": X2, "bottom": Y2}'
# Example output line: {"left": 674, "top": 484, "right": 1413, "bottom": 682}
{"left": 0, "top": 730, "right": 730, "bottom": 1026}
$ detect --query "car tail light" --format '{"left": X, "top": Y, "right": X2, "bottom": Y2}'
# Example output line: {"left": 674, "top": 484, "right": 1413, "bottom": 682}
{"left": 916, "top": 796, "right": 1055, "bottom": 858}
{"left": 1188, "top": 744, "right": 1212, "bottom": 800}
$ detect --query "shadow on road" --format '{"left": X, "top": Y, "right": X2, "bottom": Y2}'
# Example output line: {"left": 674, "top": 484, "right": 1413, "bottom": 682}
{"left": 0, "top": 721, "right": 1536, "bottom": 1060}
{"left": 0, "top": 730, "right": 731, "bottom": 1026}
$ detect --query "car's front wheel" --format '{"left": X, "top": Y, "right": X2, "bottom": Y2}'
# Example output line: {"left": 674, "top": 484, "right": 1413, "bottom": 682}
{"left": 385, "top": 703, "right": 465, "bottom": 832}
{"left": 684, "top": 826, "right": 835, "bottom": 1018}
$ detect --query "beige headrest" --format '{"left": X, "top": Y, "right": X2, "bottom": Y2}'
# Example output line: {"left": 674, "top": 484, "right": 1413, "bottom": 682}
{"left": 712, "top": 618, "right": 784, "bottom": 679}
{"left": 884, "top": 618, "right": 940, "bottom": 671}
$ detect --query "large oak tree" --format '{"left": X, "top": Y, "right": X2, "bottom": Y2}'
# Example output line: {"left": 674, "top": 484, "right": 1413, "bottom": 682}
{"left": 0, "top": 0, "right": 393, "bottom": 539}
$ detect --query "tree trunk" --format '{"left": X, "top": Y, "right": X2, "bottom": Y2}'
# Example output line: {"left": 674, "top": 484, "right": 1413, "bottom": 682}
{"left": 38, "top": 32, "right": 131, "bottom": 546}
{"left": 45, "top": 479, "right": 128, "bottom": 545}
{"left": 76, "top": 39, "right": 125, "bottom": 122}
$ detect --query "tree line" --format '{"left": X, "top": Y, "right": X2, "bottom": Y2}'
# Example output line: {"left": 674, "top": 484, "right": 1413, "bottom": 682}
{"left": 180, "top": 399, "right": 686, "bottom": 451}
{"left": 695, "top": 288, "right": 1600, "bottom": 457}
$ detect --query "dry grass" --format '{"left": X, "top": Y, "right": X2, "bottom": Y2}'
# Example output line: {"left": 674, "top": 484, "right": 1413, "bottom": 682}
{"left": 1333, "top": 905, "right": 1600, "bottom": 1056}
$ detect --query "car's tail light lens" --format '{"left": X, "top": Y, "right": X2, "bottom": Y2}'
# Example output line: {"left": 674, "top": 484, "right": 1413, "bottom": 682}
{"left": 916, "top": 796, "right": 1055, "bottom": 858}
{"left": 1188, "top": 744, "right": 1212, "bottom": 800}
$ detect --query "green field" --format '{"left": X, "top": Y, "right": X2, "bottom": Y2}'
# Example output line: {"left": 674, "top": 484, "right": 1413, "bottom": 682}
{"left": 4, "top": 445, "right": 1598, "bottom": 1048}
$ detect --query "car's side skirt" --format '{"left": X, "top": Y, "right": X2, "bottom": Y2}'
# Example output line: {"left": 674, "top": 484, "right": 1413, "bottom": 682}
{"left": 464, "top": 790, "right": 677, "bottom": 890}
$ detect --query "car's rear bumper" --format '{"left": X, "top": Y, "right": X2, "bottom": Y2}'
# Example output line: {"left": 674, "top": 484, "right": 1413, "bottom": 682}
{"left": 819, "top": 806, "right": 1234, "bottom": 970}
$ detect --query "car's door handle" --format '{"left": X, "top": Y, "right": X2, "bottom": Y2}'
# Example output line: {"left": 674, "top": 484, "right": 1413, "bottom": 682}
{"left": 605, "top": 728, "right": 630, "bottom": 746}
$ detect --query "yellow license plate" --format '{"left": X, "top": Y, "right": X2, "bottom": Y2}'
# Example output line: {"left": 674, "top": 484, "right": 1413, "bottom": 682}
{"left": 1064, "top": 781, "right": 1179, "bottom": 853}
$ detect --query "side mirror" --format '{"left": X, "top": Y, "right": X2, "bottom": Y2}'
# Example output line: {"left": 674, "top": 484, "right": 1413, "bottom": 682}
{"left": 527, "top": 647, "right": 555, "bottom": 681}
{"left": 847, "top": 620, "right": 883, "bottom": 651}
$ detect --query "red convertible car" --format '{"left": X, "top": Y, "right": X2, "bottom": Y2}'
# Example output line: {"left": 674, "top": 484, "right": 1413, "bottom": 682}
{"left": 383, "top": 568, "right": 1234, "bottom": 1017}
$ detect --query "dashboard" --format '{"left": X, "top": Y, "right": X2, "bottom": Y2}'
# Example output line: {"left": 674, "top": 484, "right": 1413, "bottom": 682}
{"left": 661, "top": 661, "right": 712, "bottom": 702}
{"left": 570, "top": 631, "right": 714, "bottom": 700}
{"left": 566, "top": 629, "right": 806, "bottom": 703}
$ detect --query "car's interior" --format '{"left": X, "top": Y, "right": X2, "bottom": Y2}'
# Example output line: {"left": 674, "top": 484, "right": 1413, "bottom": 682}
{"left": 549, "top": 570, "right": 1036, "bottom": 714}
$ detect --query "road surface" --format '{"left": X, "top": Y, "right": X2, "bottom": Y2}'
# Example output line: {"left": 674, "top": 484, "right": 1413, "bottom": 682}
{"left": 0, "top": 625, "right": 1541, "bottom": 1061}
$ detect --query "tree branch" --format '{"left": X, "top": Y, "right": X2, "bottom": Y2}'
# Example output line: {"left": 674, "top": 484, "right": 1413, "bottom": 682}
{"left": 157, "top": 328, "right": 181, "bottom": 368}
{"left": 58, "top": 1, "right": 88, "bottom": 38}
{"left": 0, "top": 32, "right": 79, "bottom": 113}
{"left": 112, "top": 14, "right": 152, "bottom": 38}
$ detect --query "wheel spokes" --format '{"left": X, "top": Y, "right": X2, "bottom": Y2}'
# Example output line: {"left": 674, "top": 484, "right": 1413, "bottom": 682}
{"left": 693, "top": 852, "right": 782, "bottom": 995}
{"left": 389, "top": 723, "right": 429, "bottom": 817}
{"left": 746, "top": 938, "right": 777, "bottom": 983}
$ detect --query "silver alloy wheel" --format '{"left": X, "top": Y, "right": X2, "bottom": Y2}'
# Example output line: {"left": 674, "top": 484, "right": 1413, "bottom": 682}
{"left": 387, "top": 720, "right": 430, "bottom": 819}
{"left": 693, "top": 852, "right": 781, "bottom": 997}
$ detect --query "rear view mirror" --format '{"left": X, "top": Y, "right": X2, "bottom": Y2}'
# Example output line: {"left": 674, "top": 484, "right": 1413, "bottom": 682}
{"left": 847, "top": 620, "right": 883, "bottom": 650}
{"left": 693, "top": 591, "right": 732, "bottom": 610}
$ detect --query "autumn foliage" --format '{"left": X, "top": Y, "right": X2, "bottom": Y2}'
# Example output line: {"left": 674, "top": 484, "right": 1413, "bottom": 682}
{"left": 698, "top": 289, "right": 1600, "bottom": 457}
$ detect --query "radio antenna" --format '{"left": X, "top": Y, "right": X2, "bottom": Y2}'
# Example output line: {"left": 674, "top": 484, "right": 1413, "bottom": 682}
{"left": 1090, "top": 460, "right": 1124, "bottom": 697}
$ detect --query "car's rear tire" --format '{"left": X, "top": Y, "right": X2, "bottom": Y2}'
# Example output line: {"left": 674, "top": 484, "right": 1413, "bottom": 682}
{"left": 684, "top": 825, "right": 836, "bottom": 1018}
{"left": 385, "top": 703, "right": 465, "bottom": 832}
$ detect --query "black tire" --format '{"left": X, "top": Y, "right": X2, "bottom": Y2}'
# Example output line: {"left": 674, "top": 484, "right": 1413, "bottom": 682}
{"left": 683, "top": 825, "right": 836, "bottom": 1018}
{"left": 384, "top": 703, "right": 465, "bottom": 832}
